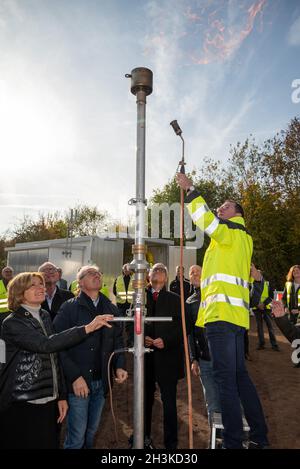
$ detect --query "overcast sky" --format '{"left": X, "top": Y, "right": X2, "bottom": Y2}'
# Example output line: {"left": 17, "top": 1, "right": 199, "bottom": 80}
{"left": 0, "top": 0, "right": 300, "bottom": 234}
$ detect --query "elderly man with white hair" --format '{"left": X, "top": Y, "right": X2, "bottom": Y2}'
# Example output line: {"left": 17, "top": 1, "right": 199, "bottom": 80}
{"left": 143, "top": 263, "right": 184, "bottom": 450}
{"left": 38, "top": 262, "right": 73, "bottom": 322}
{"left": 53, "top": 265, "right": 128, "bottom": 449}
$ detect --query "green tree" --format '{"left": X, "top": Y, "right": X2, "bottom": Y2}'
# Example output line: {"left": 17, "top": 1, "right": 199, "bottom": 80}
{"left": 8, "top": 205, "right": 109, "bottom": 243}
{"left": 226, "top": 117, "right": 300, "bottom": 287}
{"left": 11, "top": 213, "right": 68, "bottom": 243}
{"left": 150, "top": 117, "right": 300, "bottom": 287}
{"left": 149, "top": 164, "right": 238, "bottom": 264}
{"left": 71, "top": 204, "right": 109, "bottom": 237}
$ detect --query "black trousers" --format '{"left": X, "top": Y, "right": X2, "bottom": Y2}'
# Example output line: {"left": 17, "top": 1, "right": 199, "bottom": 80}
{"left": 144, "top": 360, "right": 178, "bottom": 450}
{"left": 244, "top": 330, "right": 249, "bottom": 356}
{"left": 0, "top": 400, "right": 59, "bottom": 449}
{"left": 290, "top": 312, "right": 299, "bottom": 325}
{"left": 254, "top": 310, "right": 277, "bottom": 347}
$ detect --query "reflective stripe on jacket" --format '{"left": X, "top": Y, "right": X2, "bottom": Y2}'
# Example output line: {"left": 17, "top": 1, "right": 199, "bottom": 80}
{"left": 187, "top": 192, "right": 253, "bottom": 329}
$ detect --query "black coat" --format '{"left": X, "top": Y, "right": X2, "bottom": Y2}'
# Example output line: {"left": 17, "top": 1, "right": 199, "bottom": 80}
{"left": 186, "top": 288, "right": 211, "bottom": 362}
{"left": 144, "top": 288, "right": 185, "bottom": 383}
{"left": 53, "top": 291, "right": 125, "bottom": 395}
{"left": 275, "top": 315, "right": 300, "bottom": 342}
{"left": 0, "top": 307, "right": 87, "bottom": 404}
{"left": 41, "top": 287, "right": 74, "bottom": 321}
{"left": 169, "top": 277, "right": 191, "bottom": 301}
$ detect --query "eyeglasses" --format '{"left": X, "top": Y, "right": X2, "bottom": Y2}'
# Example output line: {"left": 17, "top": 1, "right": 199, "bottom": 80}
{"left": 79, "top": 270, "right": 102, "bottom": 280}
{"left": 40, "top": 268, "right": 57, "bottom": 273}
{"left": 152, "top": 268, "right": 167, "bottom": 274}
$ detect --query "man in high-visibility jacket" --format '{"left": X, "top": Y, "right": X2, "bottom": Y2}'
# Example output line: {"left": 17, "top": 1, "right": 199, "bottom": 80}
{"left": 177, "top": 173, "right": 268, "bottom": 449}
{"left": 0, "top": 266, "right": 14, "bottom": 326}
{"left": 113, "top": 263, "right": 134, "bottom": 317}
{"left": 252, "top": 273, "right": 279, "bottom": 351}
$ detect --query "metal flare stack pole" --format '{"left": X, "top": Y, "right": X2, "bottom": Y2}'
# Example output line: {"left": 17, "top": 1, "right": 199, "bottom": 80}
{"left": 126, "top": 68, "right": 153, "bottom": 449}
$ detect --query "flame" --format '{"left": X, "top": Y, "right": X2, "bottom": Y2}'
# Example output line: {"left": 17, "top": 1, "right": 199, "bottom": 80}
{"left": 191, "top": 0, "right": 268, "bottom": 64}
{"left": 143, "top": 0, "right": 268, "bottom": 65}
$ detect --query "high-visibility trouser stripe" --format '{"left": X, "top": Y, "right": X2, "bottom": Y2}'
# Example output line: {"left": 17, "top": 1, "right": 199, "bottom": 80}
{"left": 0, "top": 299, "right": 8, "bottom": 304}
{"left": 201, "top": 294, "right": 249, "bottom": 310}
{"left": 205, "top": 217, "right": 219, "bottom": 235}
{"left": 201, "top": 274, "right": 249, "bottom": 290}
{"left": 191, "top": 204, "right": 209, "bottom": 223}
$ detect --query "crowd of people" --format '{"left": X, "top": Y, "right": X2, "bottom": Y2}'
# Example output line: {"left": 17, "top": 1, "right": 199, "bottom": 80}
{"left": 0, "top": 178, "right": 299, "bottom": 450}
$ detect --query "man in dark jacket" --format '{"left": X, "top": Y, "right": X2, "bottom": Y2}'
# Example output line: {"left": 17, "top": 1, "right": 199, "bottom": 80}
{"left": 169, "top": 266, "right": 190, "bottom": 301}
{"left": 39, "top": 262, "right": 74, "bottom": 321}
{"left": 56, "top": 268, "right": 68, "bottom": 290}
{"left": 53, "top": 265, "right": 128, "bottom": 449}
{"left": 143, "top": 263, "right": 184, "bottom": 450}
{"left": 186, "top": 265, "right": 221, "bottom": 429}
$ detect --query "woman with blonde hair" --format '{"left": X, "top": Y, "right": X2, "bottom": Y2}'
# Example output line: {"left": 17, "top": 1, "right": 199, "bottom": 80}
{"left": 0, "top": 272, "right": 113, "bottom": 449}
{"left": 282, "top": 265, "right": 300, "bottom": 325}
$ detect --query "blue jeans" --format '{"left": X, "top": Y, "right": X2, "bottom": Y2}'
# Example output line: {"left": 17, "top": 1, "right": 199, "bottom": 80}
{"left": 206, "top": 321, "right": 269, "bottom": 449}
{"left": 198, "top": 358, "right": 221, "bottom": 425}
{"left": 64, "top": 380, "right": 105, "bottom": 449}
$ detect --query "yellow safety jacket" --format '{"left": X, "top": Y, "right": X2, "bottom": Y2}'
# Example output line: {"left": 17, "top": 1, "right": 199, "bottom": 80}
{"left": 70, "top": 279, "right": 79, "bottom": 295}
{"left": 70, "top": 280, "right": 110, "bottom": 299}
{"left": 285, "top": 281, "right": 300, "bottom": 309}
{"left": 187, "top": 193, "right": 253, "bottom": 329}
{"left": 260, "top": 281, "right": 271, "bottom": 310}
{"left": 0, "top": 280, "right": 9, "bottom": 313}
{"left": 115, "top": 275, "right": 134, "bottom": 304}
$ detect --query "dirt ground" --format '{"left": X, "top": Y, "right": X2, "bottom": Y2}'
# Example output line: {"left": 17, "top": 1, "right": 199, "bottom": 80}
{"left": 93, "top": 317, "right": 300, "bottom": 449}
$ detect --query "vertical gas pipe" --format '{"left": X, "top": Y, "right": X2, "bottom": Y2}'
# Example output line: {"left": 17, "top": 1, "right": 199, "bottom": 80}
{"left": 125, "top": 68, "right": 153, "bottom": 449}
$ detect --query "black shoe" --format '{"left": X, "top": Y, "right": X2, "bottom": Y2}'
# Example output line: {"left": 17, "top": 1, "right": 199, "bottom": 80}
{"left": 257, "top": 345, "right": 265, "bottom": 350}
{"left": 248, "top": 441, "right": 269, "bottom": 449}
{"left": 272, "top": 345, "right": 280, "bottom": 351}
{"left": 128, "top": 434, "right": 155, "bottom": 449}
{"left": 128, "top": 434, "right": 133, "bottom": 449}
{"left": 144, "top": 437, "right": 155, "bottom": 450}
